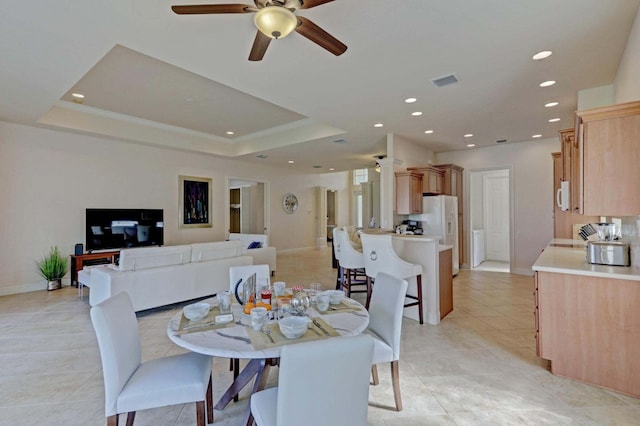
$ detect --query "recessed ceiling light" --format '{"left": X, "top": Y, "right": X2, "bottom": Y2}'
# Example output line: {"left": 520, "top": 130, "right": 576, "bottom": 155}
{"left": 332, "top": 139, "right": 346, "bottom": 144}
{"left": 539, "top": 80, "right": 556, "bottom": 87}
{"left": 532, "top": 50, "right": 553, "bottom": 60}
{"left": 374, "top": 123, "right": 384, "bottom": 128}
{"left": 405, "top": 97, "right": 417, "bottom": 103}
{"left": 288, "top": 160, "right": 295, "bottom": 164}
{"left": 71, "top": 93, "right": 85, "bottom": 99}
{"left": 329, "top": 168, "right": 335, "bottom": 171}
{"left": 226, "top": 131, "right": 234, "bottom": 135}
{"left": 424, "top": 130, "right": 434, "bottom": 134}
{"left": 548, "top": 118, "right": 561, "bottom": 122}
{"left": 256, "top": 154, "right": 268, "bottom": 159}
{"left": 532, "top": 134, "right": 542, "bottom": 138}
{"left": 545, "top": 102, "right": 559, "bottom": 107}
{"left": 312, "top": 165, "right": 322, "bottom": 169}
{"left": 467, "top": 144, "right": 475, "bottom": 148}
{"left": 464, "top": 133, "right": 473, "bottom": 138}
{"left": 411, "top": 111, "right": 423, "bottom": 116}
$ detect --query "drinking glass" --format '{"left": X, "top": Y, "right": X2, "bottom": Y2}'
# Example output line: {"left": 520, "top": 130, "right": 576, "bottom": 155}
{"left": 216, "top": 291, "right": 232, "bottom": 314}
{"left": 273, "top": 281, "right": 286, "bottom": 296}
{"left": 316, "top": 292, "right": 330, "bottom": 312}
{"left": 250, "top": 307, "right": 268, "bottom": 331}
{"left": 309, "top": 282, "right": 322, "bottom": 304}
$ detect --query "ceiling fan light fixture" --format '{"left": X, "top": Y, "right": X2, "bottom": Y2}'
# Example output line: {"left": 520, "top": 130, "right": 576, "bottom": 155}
{"left": 254, "top": 6, "right": 297, "bottom": 39}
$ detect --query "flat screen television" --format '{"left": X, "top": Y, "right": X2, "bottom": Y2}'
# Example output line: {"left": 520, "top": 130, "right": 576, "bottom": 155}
{"left": 86, "top": 208, "right": 164, "bottom": 252}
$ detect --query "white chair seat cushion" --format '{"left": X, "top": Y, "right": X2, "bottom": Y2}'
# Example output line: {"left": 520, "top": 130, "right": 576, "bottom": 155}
{"left": 250, "top": 387, "right": 278, "bottom": 426}
{"left": 364, "top": 329, "right": 394, "bottom": 364}
{"left": 117, "top": 352, "right": 211, "bottom": 413}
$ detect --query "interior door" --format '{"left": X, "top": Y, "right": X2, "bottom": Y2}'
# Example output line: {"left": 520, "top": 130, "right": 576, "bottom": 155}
{"left": 483, "top": 173, "right": 509, "bottom": 261}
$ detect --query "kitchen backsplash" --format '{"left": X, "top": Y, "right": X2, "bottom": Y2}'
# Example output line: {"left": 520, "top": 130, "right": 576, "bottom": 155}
{"left": 621, "top": 216, "right": 640, "bottom": 267}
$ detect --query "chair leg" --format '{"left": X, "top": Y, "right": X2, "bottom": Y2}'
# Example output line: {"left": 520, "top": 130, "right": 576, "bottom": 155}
{"left": 107, "top": 415, "right": 118, "bottom": 426}
{"left": 390, "top": 360, "right": 403, "bottom": 411}
{"left": 196, "top": 400, "right": 205, "bottom": 426}
{"left": 206, "top": 375, "right": 214, "bottom": 424}
{"left": 371, "top": 364, "right": 379, "bottom": 385}
{"left": 335, "top": 264, "right": 343, "bottom": 290}
{"left": 416, "top": 274, "right": 424, "bottom": 325}
{"left": 233, "top": 358, "right": 240, "bottom": 402}
{"left": 125, "top": 412, "right": 135, "bottom": 426}
{"left": 345, "top": 268, "right": 352, "bottom": 298}
{"left": 365, "top": 277, "right": 372, "bottom": 310}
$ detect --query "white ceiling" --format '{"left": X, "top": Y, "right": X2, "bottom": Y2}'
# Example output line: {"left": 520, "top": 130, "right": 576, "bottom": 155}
{"left": 1, "top": 0, "right": 639, "bottom": 172}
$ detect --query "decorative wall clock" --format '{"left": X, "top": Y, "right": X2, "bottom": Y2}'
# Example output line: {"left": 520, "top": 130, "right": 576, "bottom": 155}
{"left": 282, "top": 193, "right": 298, "bottom": 214}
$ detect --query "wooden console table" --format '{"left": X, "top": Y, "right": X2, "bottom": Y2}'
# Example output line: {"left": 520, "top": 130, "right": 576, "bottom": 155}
{"left": 70, "top": 251, "right": 120, "bottom": 286}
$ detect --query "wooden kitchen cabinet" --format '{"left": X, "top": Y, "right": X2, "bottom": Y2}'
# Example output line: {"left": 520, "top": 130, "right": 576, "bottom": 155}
{"left": 439, "top": 247, "right": 453, "bottom": 319}
{"left": 536, "top": 270, "right": 640, "bottom": 398}
{"left": 395, "top": 171, "right": 423, "bottom": 214}
{"left": 407, "top": 166, "right": 444, "bottom": 195}
{"left": 575, "top": 100, "right": 640, "bottom": 216}
{"left": 551, "top": 152, "right": 598, "bottom": 238}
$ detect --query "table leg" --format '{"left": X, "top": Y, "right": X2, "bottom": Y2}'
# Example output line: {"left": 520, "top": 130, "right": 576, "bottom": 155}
{"left": 243, "top": 359, "right": 272, "bottom": 426}
{"left": 214, "top": 358, "right": 265, "bottom": 410}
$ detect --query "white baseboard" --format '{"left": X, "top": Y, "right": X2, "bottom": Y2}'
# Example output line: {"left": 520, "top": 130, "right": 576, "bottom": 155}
{"left": 0, "top": 277, "right": 73, "bottom": 296}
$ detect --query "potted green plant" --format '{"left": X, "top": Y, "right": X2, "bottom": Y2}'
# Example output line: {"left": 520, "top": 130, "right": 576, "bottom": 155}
{"left": 36, "top": 246, "right": 68, "bottom": 291}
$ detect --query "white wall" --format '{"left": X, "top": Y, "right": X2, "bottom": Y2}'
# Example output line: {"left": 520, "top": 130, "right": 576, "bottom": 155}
{"left": 614, "top": 6, "right": 640, "bottom": 103}
{"left": 391, "top": 135, "right": 435, "bottom": 169}
{"left": 436, "top": 138, "right": 559, "bottom": 275}
{"left": 0, "top": 121, "right": 350, "bottom": 294}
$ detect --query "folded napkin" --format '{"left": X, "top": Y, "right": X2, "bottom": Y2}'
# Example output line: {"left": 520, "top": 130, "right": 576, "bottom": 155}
{"left": 318, "top": 300, "right": 363, "bottom": 315}
{"left": 176, "top": 306, "right": 235, "bottom": 335}
{"left": 247, "top": 317, "right": 339, "bottom": 350}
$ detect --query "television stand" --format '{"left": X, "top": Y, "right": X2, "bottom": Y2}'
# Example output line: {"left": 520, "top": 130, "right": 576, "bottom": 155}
{"left": 70, "top": 251, "right": 120, "bottom": 287}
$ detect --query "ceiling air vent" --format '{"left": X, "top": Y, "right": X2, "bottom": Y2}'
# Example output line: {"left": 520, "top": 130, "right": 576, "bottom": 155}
{"left": 496, "top": 139, "right": 507, "bottom": 144}
{"left": 431, "top": 73, "right": 459, "bottom": 88}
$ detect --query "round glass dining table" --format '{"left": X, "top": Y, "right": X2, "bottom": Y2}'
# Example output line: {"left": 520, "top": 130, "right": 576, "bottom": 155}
{"left": 167, "top": 296, "right": 369, "bottom": 424}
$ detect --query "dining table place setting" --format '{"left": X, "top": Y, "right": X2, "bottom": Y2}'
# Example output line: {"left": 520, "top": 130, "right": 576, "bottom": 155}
{"left": 246, "top": 316, "right": 340, "bottom": 350}
{"left": 176, "top": 293, "right": 236, "bottom": 335}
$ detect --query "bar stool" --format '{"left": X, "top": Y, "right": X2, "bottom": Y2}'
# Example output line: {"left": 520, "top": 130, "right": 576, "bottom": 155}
{"left": 360, "top": 233, "right": 424, "bottom": 324}
{"left": 333, "top": 229, "right": 371, "bottom": 309}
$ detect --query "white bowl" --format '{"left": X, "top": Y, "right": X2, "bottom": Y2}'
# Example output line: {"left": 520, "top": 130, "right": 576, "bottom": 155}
{"left": 183, "top": 302, "right": 210, "bottom": 321}
{"left": 325, "top": 289, "right": 345, "bottom": 305}
{"left": 279, "top": 316, "right": 309, "bottom": 339}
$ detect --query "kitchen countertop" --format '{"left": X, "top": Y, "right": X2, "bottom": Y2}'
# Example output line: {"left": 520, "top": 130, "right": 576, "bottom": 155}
{"left": 361, "top": 229, "right": 442, "bottom": 242}
{"left": 532, "top": 239, "right": 640, "bottom": 281}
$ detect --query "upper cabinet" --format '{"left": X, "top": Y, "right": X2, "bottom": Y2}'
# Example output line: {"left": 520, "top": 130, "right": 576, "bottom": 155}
{"left": 576, "top": 100, "right": 640, "bottom": 216}
{"left": 395, "top": 171, "right": 423, "bottom": 215}
{"left": 407, "top": 166, "right": 444, "bottom": 195}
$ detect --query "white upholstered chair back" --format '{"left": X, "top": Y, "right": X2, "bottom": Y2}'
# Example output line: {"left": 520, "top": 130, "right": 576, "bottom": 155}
{"left": 90, "top": 292, "right": 142, "bottom": 416}
{"left": 368, "top": 272, "right": 408, "bottom": 361}
{"left": 334, "top": 229, "right": 364, "bottom": 270}
{"left": 251, "top": 335, "right": 374, "bottom": 426}
{"left": 360, "top": 233, "right": 421, "bottom": 280}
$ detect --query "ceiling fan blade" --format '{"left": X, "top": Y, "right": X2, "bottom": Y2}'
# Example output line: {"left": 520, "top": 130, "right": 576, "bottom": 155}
{"left": 249, "top": 31, "right": 271, "bottom": 61}
{"left": 299, "top": 0, "right": 335, "bottom": 9}
{"left": 295, "top": 16, "right": 347, "bottom": 56}
{"left": 171, "top": 4, "right": 253, "bottom": 14}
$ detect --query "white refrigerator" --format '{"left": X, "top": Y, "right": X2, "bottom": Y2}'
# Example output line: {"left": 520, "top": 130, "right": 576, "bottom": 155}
{"left": 409, "top": 195, "right": 459, "bottom": 275}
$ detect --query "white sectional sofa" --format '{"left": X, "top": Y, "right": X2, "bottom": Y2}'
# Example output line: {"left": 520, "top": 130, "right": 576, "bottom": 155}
{"left": 87, "top": 241, "right": 252, "bottom": 312}
{"left": 228, "top": 233, "right": 276, "bottom": 275}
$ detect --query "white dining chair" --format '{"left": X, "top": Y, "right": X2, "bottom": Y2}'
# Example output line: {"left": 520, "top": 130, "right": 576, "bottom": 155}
{"left": 90, "top": 292, "right": 213, "bottom": 426}
{"left": 230, "top": 264, "right": 271, "bottom": 301}
{"left": 366, "top": 272, "right": 409, "bottom": 411}
{"left": 360, "top": 232, "right": 424, "bottom": 324}
{"left": 333, "top": 229, "right": 371, "bottom": 308}
{"left": 250, "top": 334, "right": 374, "bottom": 426}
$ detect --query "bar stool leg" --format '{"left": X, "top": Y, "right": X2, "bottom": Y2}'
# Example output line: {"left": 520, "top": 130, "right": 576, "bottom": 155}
{"left": 416, "top": 274, "right": 423, "bottom": 325}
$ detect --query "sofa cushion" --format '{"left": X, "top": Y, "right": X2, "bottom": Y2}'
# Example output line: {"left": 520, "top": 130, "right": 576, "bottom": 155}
{"left": 190, "top": 240, "right": 242, "bottom": 262}
{"left": 118, "top": 245, "right": 192, "bottom": 271}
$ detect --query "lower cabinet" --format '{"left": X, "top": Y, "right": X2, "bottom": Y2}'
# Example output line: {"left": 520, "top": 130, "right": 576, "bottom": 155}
{"left": 536, "top": 271, "right": 640, "bottom": 397}
{"left": 439, "top": 247, "right": 453, "bottom": 319}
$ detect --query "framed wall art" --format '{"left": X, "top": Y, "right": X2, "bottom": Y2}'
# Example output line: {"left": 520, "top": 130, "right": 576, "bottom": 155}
{"left": 179, "top": 175, "right": 212, "bottom": 228}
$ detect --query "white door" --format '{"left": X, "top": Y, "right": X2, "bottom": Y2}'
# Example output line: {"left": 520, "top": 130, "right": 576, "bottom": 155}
{"left": 483, "top": 173, "right": 509, "bottom": 261}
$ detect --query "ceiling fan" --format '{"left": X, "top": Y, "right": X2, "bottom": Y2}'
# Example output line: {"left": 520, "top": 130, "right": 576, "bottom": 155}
{"left": 171, "top": 0, "right": 347, "bottom": 61}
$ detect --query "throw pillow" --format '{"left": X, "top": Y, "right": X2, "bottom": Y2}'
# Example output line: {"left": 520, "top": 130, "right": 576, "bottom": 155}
{"left": 247, "top": 241, "right": 262, "bottom": 249}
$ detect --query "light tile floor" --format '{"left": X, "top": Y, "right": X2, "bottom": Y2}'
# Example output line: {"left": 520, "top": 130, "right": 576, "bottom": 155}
{"left": 1, "top": 246, "right": 639, "bottom": 425}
